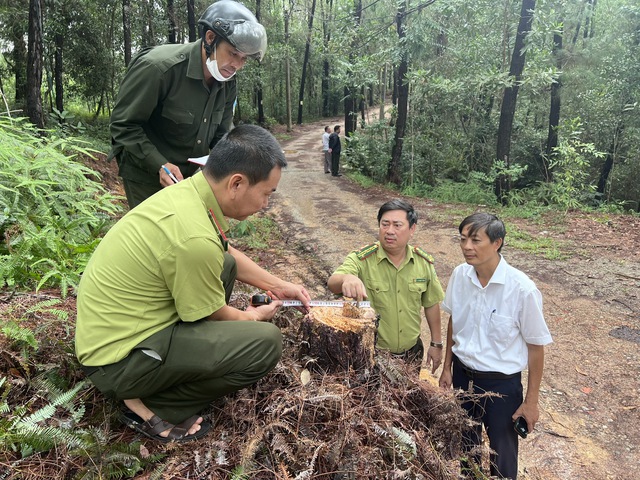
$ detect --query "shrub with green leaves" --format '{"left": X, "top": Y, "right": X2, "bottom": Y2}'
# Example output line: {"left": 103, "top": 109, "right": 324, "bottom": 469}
{"left": 0, "top": 117, "right": 123, "bottom": 296}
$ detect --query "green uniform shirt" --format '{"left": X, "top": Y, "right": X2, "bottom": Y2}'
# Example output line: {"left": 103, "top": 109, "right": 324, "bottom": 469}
{"left": 333, "top": 242, "right": 444, "bottom": 354}
{"left": 75, "top": 172, "right": 229, "bottom": 366}
{"left": 109, "top": 41, "right": 236, "bottom": 184}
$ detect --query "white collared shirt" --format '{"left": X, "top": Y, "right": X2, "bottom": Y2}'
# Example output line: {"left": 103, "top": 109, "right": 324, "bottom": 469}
{"left": 442, "top": 256, "right": 552, "bottom": 375}
{"left": 322, "top": 132, "right": 330, "bottom": 151}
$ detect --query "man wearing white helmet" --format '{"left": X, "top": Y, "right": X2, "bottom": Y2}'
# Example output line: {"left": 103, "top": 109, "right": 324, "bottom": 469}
{"left": 109, "top": 0, "right": 267, "bottom": 208}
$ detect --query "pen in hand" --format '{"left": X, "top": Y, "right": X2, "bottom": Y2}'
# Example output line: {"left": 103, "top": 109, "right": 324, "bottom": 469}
{"left": 162, "top": 165, "right": 180, "bottom": 184}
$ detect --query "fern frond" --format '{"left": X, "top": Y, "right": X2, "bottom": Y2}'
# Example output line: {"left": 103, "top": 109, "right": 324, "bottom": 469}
{"left": 270, "top": 432, "right": 295, "bottom": 462}
{"left": 391, "top": 427, "right": 417, "bottom": 459}
{"left": 294, "top": 443, "right": 325, "bottom": 480}
{"left": 24, "top": 298, "right": 62, "bottom": 314}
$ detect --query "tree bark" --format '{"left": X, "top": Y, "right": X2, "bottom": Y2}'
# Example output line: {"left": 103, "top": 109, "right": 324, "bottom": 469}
{"left": 321, "top": 0, "right": 333, "bottom": 117}
{"left": 122, "top": 0, "right": 132, "bottom": 66}
{"left": 495, "top": 0, "right": 536, "bottom": 202}
{"left": 11, "top": 8, "right": 28, "bottom": 110}
{"left": 543, "top": 24, "right": 563, "bottom": 182}
{"left": 379, "top": 64, "right": 387, "bottom": 120}
{"left": 344, "top": 85, "right": 357, "bottom": 135}
{"left": 142, "top": 0, "right": 155, "bottom": 47}
{"left": 597, "top": 123, "right": 623, "bottom": 197}
{"left": 255, "top": 0, "right": 265, "bottom": 125}
{"left": 584, "top": 0, "right": 596, "bottom": 39}
{"left": 343, "top": 0, "right": 362, "bottom": 137}
{"left": 298, "top": 306, "right": 378, "bottom": 372}
{"left": 167, "top": 0, "right": 177, "bottom": 43}
{"left": 388, "top": 0, "right": 408, "bottom": 186}
{"left": 54, "top": 32, "right": 64, "bottom": 113}
{"left": 284, "top": 1, "right": 293, "bottom": 132}
{"left": 297, "top": 0, "right": 316, "bottom": 124}
{"left": 26, "top": 0, "right": 44, "bottom": 129}
{"left": 187, "top": 0, "right": 197, "bottom": 42}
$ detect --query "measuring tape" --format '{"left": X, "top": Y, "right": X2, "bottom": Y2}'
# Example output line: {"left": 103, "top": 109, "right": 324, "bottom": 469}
{"left": 251, "top": 294, "right": 370, "bottom": 309}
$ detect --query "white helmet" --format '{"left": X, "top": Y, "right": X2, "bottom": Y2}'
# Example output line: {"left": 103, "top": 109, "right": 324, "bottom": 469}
{"left": 199, "top": 0, "right": 267, "bottom": 61}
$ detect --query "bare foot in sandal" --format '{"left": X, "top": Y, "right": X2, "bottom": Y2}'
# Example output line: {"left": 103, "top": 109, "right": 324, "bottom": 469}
{"left": 123, "top": 398, "right": 206, "bottom": 439}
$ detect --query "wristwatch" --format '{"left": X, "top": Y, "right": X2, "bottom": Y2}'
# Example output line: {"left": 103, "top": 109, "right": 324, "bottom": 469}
{"left": 430, "top": 341, "right": 443, "bottom": 348}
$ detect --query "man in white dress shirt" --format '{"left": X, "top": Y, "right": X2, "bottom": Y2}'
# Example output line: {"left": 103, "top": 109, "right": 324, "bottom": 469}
{"left": 321, "top": 126, "right": 331, "bottom": 174}
{"left": 439, "top": 213, "right": 552, "bottom": 479}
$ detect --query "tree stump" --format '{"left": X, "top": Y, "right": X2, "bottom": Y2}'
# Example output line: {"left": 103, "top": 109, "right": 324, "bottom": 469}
{"left": 298, "top": 304, "right": 378, "bottom": 372}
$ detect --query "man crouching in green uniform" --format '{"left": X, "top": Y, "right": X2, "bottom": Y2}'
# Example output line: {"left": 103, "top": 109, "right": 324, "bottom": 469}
{"left": 328, "top": 199, "right": 444, "bottom": 371}
{"left": 76, "top": 125, "right": 311, "bottom": 443}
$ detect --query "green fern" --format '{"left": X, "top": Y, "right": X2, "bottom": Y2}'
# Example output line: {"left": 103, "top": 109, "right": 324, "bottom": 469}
{"left": 72, "top": 438, "right": 166, "bottom": 479}
{"left": 0, "top": 116, "right": 123, "bottom": 296}
{"left": 2, "top": 380, "right": 90, "bottom": 457}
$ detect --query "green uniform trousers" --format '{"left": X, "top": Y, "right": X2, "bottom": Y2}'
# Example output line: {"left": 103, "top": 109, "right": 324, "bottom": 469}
{"left": 122, "top": 178, "right": 163, "bottom": 209}
{"left": 83, "top": 253, "right": 282, "bottom": 425}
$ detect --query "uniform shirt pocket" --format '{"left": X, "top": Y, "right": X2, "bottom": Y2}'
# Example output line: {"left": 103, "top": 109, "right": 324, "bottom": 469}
{"left": 160, "top": 104, "right": 195, "bottom": 140}
{"left": 407, "top": 281, "right": 427, "bottom": 310}
{"left": 488, "top": 313, "right": 519, "bottom": 346}
{"left": 161, "top": 104, "right": 195, "bottom": 125}
{"left": 368, "top": 280, "right": 389, "bottom": 295}
{"left": 408, "top": 282, "right": 427, "bottom": 294}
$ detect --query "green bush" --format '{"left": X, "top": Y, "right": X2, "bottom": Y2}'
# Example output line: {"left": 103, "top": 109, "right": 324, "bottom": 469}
{"left": 0, "top": 117, "right": 123, "bottom": 296}
{"left": 344, "top": 120, "right": 394, "bottom": 183}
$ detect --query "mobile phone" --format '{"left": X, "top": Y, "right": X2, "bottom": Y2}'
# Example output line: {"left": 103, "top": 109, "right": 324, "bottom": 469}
{"left": 513, "top": 416, "right": 528, "bottom": 438}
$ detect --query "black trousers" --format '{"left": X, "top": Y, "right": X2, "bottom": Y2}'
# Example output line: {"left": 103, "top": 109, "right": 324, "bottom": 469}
{"left": 331, "top": 151, "right": 341, "bottom": 175}
{"left": 453, "top": 356, "right": 522, "bottom": 480}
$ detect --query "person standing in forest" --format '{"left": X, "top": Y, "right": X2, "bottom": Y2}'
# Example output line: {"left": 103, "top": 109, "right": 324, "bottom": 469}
{"left": 328, "top": 199, "right": 444, "bottom": 370}
{"left": 439, "top": 213, "right": 552, "bottom": 479}
{"left": 328, "top": 125, "right": 342, "bottom": 177}
{"left": 322, "top": 126, "right": 331, "bottom": 174}
{"left": 108, "top": 0, "right": 267, "bottom": 208}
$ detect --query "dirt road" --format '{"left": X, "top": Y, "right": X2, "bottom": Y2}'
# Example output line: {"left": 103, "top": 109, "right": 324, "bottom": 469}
{"left": 266, "top": 119, "right": 640, "bottom": 479}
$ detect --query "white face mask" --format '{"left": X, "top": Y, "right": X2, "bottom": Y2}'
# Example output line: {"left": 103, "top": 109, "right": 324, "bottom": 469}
{"left": 206, "top": 44, "right": 236, "bottom": 82}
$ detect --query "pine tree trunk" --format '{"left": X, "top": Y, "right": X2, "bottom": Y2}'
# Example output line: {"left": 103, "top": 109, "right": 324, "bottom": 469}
{"left": 26, "top": 0, "right": 44, "bottom": 129}
{"left": 255, "top": 0, "right": 265, "bottom": 125}
{"left": 297, "top": 0, "right": 316, "bottom": 124}
{"left": 187, "top": 0, "right": 196, "bottom": 42}
{"left": 54, "top": 33, "right": 64, "bottom": 113}
{"left": 123, "top": 0, "right": 132, "bottom": 66}
{"left": 495, "top": 0, "right": 536, "bottom": 202}
{"left": 284, "top": 4, "right": 292, "bottom": 132}
{"left": 167, "top": 0, "right": 176, "bottom": 43}
{"left": 388, "top": 1, "right": 408, "bottom": 186}
{"left": 543, "top": 25, "right": 563, "bottom": 182}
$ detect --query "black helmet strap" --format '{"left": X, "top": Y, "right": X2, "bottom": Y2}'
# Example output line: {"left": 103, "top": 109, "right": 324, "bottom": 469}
{"left": 202, "top": 30, "right": 221, "bottom": 57}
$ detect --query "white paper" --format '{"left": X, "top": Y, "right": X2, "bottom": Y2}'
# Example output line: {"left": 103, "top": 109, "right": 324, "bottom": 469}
{"left": 187, "top": 155, "right": 209, "bottom": 166}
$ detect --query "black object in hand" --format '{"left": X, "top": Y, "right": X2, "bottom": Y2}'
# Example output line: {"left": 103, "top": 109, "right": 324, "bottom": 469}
{"left": 513, "top": 416, "right": 528, "bottom": 438}
{"left": 251, "top": 294, "right": 272, "bottom": 306}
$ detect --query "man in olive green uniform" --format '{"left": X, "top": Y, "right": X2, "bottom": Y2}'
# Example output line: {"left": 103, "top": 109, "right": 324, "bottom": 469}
{"left": 108, "top": 0, "right": 267, "bottom": 208}
{"left": 76, "top": 125, "right": 311, "bottom": 443}
{"left": 328, "top": 199, "right": 444, "bottom": 371}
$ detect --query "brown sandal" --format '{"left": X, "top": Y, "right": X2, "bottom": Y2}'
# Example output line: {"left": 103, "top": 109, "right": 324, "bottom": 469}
{"left": 121, "top": 410, "right": 210, "bottom": 443}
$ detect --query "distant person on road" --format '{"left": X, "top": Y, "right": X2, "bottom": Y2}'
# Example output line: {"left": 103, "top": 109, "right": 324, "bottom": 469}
{"left": 322, "top": 126, "right": 331, "bottom": 174}
{"left": 108, "top": 0, "right": 267, "bottom": 208}
{"left": 328, "top": 125, "right": 342, "bottom": 177}
{"left": 439, "top": 213, "right": 552, "bottom": 479}
{"left": 328, "top": 199, "right": 444, "bottom": 371}
{"left": 76, "top": 125, "right": 311, "bottom": 443}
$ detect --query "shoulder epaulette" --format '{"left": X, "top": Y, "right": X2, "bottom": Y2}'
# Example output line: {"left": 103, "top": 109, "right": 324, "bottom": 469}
{"left": 413, "top": 246, "right": 434, "bottom": 264}
{"left": 355, "top": 243, "right": 379, "bottom": 260}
